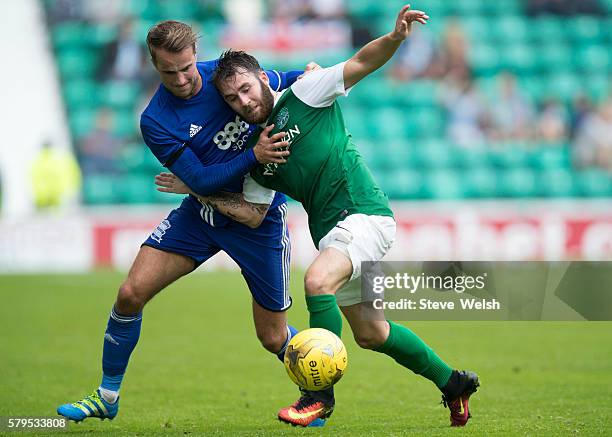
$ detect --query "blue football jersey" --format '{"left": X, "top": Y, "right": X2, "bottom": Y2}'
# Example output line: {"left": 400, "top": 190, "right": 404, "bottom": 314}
{"left": 141, "top": 60, "right": 295, "bottom": 225}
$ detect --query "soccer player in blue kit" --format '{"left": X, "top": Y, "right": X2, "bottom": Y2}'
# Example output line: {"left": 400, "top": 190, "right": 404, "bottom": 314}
{"left": 57, "top": 20, "right": 314, "bottom": 423}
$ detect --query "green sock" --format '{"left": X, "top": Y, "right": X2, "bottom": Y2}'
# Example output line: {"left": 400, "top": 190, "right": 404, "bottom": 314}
{"left": 305, "top": 294, "right": 342, "bottom": 338}
{"left": 374, "top": 321, "right": 453, "bottom": 389}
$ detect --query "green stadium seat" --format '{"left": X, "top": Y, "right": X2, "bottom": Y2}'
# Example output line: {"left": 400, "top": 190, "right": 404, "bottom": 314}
{"left": 529, "top": 146, "right": 571, "bottom": 170}
{"left": 368, "top": 151, "right": 399, "bottom": 173}
{"left": 576, "top": 169, "right": 612, "bottom": 197}
{"left": 57, "top": 49, "right": 98, "bottom": 78}
{"left": 371, "top": 108, "right": 406, "bottom": 140}
{"left": 531, "top": 17, "right": 566, "bottom": 44}
{"left": 344, "top": 109, "right": 369, "bottom": 139}
{"left": 417, "top": 0, "right": 448, "bottom": 18}
{"left": 499, "top": 43, "right": 537, "bottom": 74}
{"left": 383, "top": 141, "right": 413, "bottom": 168}
{"left": 604, "top": 17, "right": 612, "bottom": 41}
{"left": 116, "top": 174, "right": 157, "bottom": 204}
{"left": 422, "top": 170, "right": 467, "bottom": 199}
{"left": 379, "top": 169, "right": 424, "bottom": 199}
{"left": 602, "top": 0, "right": 612, "bottom": 12}
{"left": 69, "top": 108, "right": 97, "bottom": 139}
{"left": 82, "top": 174, "right": 120, "bottom": 204}
{"left": 576, "top": 45, "right": 611, "bottom": 73}
{"left": 197, "top": 3, "right": 224, "bottom": 20}
{"left": 52, "top": 22, "right": 86, "bottom": 50}
{"left": 469, "top": 43, "right": 501, "bottom": 76}
{"left": 534, "top": 44, "right": 572, "bottom": 73}
{"left": 64, "top": 80, "right": 100, "bottom": 109}
{"left": 88, "top": 23, "right": 119, "bottom": 46}
{"left": 342, "top": 107, "right": 364, "bottom": 126}
{"left": 143, "top": 148, "right": 164, "bottom": 173}
{"left": 392, "top": 80, "right": 440, "bottom": 108}
{"left": 519, "top": 76, "right": 548, "bottom": 102}
{"left": 357, "top": 140, "right": 377, "bottom": 167}
{"left": 124, "top": 0, "right": 152, "bottom": 16}
{"left": 198, "top": 19, "right": 225, "bottom": 51}
{"left": 346, "top": 0, "right": 385, "bottom": 19}
{"left": 409, "top": 108, "right": 444, "bottom": 139}
{"left": 538, "top": 168, "right": 575, "bottom": 197}
{"left": 461, "top": 16, "right": 491, "bottom": 42}
{"left": 488, "top": 145, "right": 530, "bottom": 168}
{"left": 570, "top": 16, "right": 603, "bottom": 44}
{"left": 120, "top": 144, "right": 148, "bottom": 172}
{"left": 112, "top": 109, "right": 138, "bottom": 137}
{"left": 351, "top": 78, "right": 395, "bottom": 108}
{"left": 498, "top": 168, "right": 538, "bottom": 197}
{"left": 482, "top": 0, "right": 521, "bottom": 16}
{"left": 138, "top": 0, "right": 161, "bottom": 20}
{"left": 411, "top": 141, "right": 455, "bottom": 169}
{"left": 544, "top": 73, "right": 582, "bottom": 103}
{"left": 98, "top": 81, "right": 141, "bottom": 109}
{"left": 135, "top": 19, "right": 157, "bottom": 42}
{"left": 492, "top": 16, "right": 530, "bottom": 43}
{"left": 584, "top": 74, "right": 611, "bottom": 103}
{"left": 463, "top": 167, "right": 498, "bottom": 198}
{"left": 454, "top": 146, "right": 489, "bottom": 169}
{"left": 448, "top": 0, "right": 486, "bottom": 16}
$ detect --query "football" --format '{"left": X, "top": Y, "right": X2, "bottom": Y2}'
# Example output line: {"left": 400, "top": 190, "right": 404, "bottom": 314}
{"left": 284, "top": 328, "right": 348, "bottom": 391}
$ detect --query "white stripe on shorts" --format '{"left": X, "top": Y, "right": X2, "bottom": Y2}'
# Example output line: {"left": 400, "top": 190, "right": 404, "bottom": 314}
{"left": 279, "top": 204, "right": 291, "bottom": 309}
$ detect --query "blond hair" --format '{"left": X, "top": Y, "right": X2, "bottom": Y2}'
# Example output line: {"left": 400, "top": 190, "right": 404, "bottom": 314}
{"left": 146, "top": 20, "right": 199, "bottom": 64}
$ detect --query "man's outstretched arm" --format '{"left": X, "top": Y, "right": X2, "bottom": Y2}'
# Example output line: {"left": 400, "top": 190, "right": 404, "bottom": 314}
{"left": 155, "top": 172, "right": 270, "bottom": 229}
{"left": 343, "top": 5, "right": 429, "bottom": 89}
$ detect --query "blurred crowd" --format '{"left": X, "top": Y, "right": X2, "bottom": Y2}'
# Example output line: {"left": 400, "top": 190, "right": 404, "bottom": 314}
{"left": 45, "top": 0, "right": 612, "bottom": 176}
{"left": 388, "top": 20, "right": 612, "bottom": 172}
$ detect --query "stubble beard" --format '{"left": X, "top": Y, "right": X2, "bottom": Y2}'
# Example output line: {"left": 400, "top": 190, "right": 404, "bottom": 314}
{"left": 244, "top": 79, "right": 274, "bottom": 124}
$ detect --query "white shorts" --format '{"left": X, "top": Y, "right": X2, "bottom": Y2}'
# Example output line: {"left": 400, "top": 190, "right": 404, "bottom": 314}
{"left": 318, "top": 214, "right": 396, "bottom": 306}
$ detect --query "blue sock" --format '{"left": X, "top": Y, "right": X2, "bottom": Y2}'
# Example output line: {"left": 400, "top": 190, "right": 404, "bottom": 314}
{"left": 100, "top": 306, "right": 142, "bottom": 394}
{"left": 276, "top": 325, "right": 298, "bottom": 362}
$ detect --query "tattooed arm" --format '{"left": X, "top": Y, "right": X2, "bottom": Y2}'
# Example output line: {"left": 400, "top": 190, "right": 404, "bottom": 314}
{"left": 198, "top": 191, "right": 270, "bottom": 228}
{"left": 154, "top": 172, "right": 270, "bottom": 228}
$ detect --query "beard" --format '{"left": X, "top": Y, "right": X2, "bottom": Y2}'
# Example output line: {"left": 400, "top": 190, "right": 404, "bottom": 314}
{"left": 243, "top": 78, "right": 274, "bottom": 124}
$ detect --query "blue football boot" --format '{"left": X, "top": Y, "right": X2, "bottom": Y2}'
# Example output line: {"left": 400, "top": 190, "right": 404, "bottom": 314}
{"left": 57, "top": 389, "right": 118, "bottom": 422}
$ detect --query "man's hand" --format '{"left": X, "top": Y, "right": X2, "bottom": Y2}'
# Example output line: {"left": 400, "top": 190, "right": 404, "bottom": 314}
{"left": 298, "top": 62, "right": 322, "bottom": 79}
{"left": 155, "top": 172, "right": 193, "bottom": 195}
{"left": 389, "top": 4, "right": 429, "bottom": 42}
{"left": 252, "top": 124, "right": 290, "bottom": 164}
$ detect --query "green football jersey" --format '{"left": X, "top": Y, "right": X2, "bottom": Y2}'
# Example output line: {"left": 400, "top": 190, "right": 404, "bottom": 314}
{"left": 248, "top": 63, "right": 393, "bottom": 247}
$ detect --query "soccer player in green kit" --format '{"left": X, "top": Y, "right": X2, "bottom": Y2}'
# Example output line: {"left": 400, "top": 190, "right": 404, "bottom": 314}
{"left": 155, "top": 4, "right": 479, "bottom": 428}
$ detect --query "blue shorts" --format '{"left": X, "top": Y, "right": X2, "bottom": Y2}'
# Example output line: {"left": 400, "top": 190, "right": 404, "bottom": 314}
{"left": 143, "top": 197, "right": 291, "bottom": 311}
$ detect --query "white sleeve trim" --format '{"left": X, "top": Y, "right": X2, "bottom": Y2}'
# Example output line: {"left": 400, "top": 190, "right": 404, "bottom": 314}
{"left": 272, "top": 70, "right": 282, "bottom": 92}
{"left": 242, "top": 174, "right": 276, "bottom": 205}
{"left": 291, "top": 62, "right": 351, "bottom": 108}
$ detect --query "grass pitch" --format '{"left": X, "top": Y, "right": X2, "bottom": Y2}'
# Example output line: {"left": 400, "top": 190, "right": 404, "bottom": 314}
{"left": 1, "top": 271, "right": 611, "bottom": 436}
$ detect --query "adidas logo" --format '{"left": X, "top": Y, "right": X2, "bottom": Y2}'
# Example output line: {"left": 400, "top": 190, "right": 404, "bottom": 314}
{"left": 189, "top": 123, "right": 203, "bottom": 138}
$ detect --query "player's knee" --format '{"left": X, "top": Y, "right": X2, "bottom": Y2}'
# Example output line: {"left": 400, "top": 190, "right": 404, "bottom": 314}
{"left": 116, "top": 281, "right": 147, "bottom": 313}
{"left": 304, "top": 271, "right": 334, "bottom": 296}
{"left": 257, "top": 328, "right": 286, "bottom": 354}
{"left": 353, "top": 327, "right": 387, "bottom": 350}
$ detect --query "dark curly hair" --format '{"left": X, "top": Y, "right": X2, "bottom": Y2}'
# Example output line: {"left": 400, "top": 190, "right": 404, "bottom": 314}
{"left": 212, "top": 50, "right": 262, "bottom": 89}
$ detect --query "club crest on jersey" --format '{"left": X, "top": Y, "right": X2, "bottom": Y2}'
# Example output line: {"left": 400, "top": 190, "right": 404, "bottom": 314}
{"left": 189, "top": 123, "right": 203, "bottom": 138}
{"left": 275, "top": 107, "right": 289, "bottom": 129}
